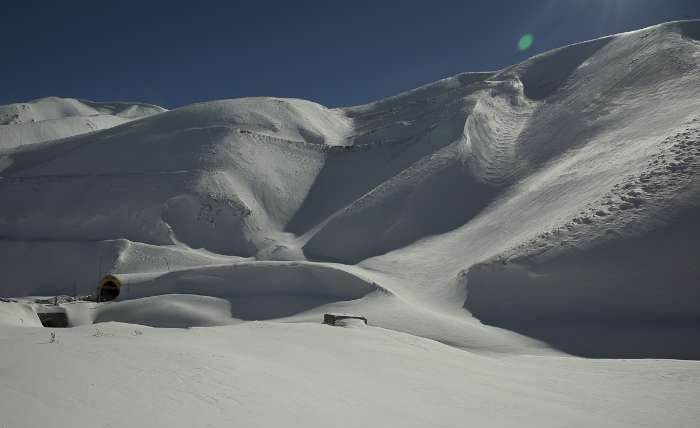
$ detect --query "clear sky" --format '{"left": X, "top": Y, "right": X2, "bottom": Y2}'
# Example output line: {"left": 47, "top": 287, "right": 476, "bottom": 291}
{"left": 2, "top": 0, "right": 698, "bottom": 108}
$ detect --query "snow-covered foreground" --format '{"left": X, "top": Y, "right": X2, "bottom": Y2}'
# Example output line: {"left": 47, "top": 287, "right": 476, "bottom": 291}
{"left": 1, "top": 322, "right": 699, "bottom": 428}
{"left": 1, "top": 20, "right": 700, "bottom": 427}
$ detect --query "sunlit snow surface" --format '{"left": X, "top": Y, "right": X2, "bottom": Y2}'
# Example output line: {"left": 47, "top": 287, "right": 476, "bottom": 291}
{"left": 1, "top": 20, "right": 700, "bottom": 428}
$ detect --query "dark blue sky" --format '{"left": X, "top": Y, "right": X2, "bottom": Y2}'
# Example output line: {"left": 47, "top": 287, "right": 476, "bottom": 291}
{"left": 2, "top": 0, "right": 698, "bottom": 108}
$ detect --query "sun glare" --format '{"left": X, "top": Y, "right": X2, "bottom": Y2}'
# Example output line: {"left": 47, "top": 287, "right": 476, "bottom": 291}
{"left": 518, "top": 33, "right": 534, "bottom": 51}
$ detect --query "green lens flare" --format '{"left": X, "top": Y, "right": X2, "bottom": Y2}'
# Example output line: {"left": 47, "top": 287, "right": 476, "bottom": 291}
{"left": 518, "top": 34, "right": 534, "bottom": 51}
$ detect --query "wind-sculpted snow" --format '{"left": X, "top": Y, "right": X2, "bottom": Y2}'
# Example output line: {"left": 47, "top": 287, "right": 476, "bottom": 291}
{"left": 465, "top": 207, "right": 700, "bottom": 358}
{"left": 512, "top": 36, "right": 613, "bottom": 100}
{"left": 0, "top": 21, "right": 699, "bottom": 358}
{"left": 462, "top": 119, "right": 700, "bottom": 358}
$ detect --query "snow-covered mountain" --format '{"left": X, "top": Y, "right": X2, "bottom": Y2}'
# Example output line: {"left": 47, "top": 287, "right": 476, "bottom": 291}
{"left": 1, "top": 21, "right": 699, "bottom": 360}
{"left": 2, "top": 20, "right": 700, "bottom": 428}
{"left": 0, "top": 97, "right": 165, "bottom": 151}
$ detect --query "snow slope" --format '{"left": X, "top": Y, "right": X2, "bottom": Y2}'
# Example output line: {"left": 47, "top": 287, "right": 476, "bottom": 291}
{"left": 1, "top": 321, "right": 699, "bottom": 428}
{"left": 1, "top": 21, "right": 699, "bottom": 359}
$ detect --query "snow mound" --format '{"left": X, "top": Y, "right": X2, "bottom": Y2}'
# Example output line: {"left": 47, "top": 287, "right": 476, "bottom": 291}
{"left": 0, "top": 301, "right": 42, "bottom": 327}
{"left": 94, "top": 294, "right": 235, "bottom": 328}
{"left": 112, "top": 261, "right": 384, "bottom": 321}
